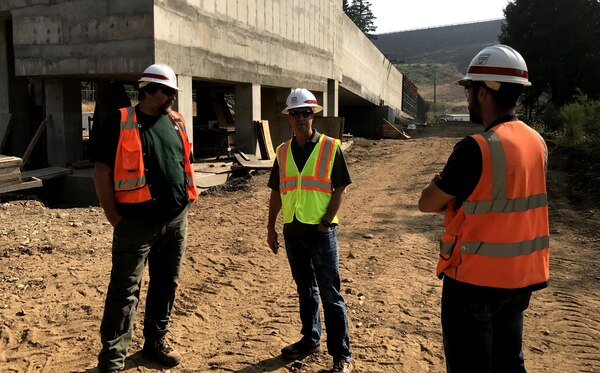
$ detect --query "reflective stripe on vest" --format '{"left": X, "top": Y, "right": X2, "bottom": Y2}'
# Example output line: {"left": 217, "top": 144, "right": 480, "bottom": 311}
{"left": 113, "top": 107, "right": 197, "bottom": 203}
{"left": 437, "top": 121, "right": 550, "bottom": 289}
{"left": 169, "top": 111, "right": 198, "bottom": 200}
{"left": 277, "top": 135, "right": 339, "bottom": 224}
{"left": 113, "top": 107, "right": 151, "bottom": 203}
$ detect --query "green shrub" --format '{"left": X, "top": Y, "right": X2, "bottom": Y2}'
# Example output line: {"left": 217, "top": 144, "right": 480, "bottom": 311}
{"left": 560, "top": 102, "right": 586, "bottom": 141}
{"left": 552, "top": 96, "right": 600, "bottom": 162}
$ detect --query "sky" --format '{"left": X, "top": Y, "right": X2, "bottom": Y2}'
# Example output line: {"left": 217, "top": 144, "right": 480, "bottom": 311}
{"left": 370, "top": 0, "right": 511, "bottom": 34}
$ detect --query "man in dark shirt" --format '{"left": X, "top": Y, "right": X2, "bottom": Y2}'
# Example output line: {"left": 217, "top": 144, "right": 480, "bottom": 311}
{"left": 91, "top": 64, "right": 196, "bottom": 372}
{"left": 419, "top": 45, "right": 550, "bottom": 372}
{"left": 266, "top": 88, "right": 354, "bottom": 373}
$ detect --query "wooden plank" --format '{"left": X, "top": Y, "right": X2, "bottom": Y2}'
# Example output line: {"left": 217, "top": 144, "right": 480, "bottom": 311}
{"left": 194, "top": 172, "right": 230, "bottom": 189}
{"left": 0, "top": 113, "right": 13, "bottom": 153}
{"left": 237, "top": 151, "right": 250, "bottom": 161}
{"left": 0, "top": 169, "right": 22, "bottom": 185}
{"left": 0, "top": 176, "right": 42, "bottom": 194}
{"left": 22, "top": 166, "right": 72, "bottom": 180}
{"left": 234, "top": 152, "right": 274, "bottom": 170}
{"left": 194, "top": 165, "right": 234, "bottom": 174}
{"left": 21, "top": 115, "right": 52, "bottom": 168}
{"left": 254, "top": 120, "right": 276, "bottom": 160}
{"left": 382, "top": 118, "right": 411, "bottom": 139}
{"left": 0, "top": 154, "right": 23, "bottom": 169}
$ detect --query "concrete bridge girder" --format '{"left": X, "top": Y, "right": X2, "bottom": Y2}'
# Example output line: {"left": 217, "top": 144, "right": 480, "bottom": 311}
{"left": 1, "top": 0, "right": 406, "bottom": 168}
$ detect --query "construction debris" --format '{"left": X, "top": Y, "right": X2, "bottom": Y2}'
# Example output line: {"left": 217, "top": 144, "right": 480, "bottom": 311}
{"left": 0, "top": 154, "right": 42, "bottom": 194}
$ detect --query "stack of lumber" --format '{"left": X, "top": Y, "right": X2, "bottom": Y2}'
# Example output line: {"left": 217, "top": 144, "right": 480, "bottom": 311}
{"left": 0, "top": 154, "right": 42, "bottom": 194}
{"left": 254, "top": 120, "right": 275, "bottom": 160}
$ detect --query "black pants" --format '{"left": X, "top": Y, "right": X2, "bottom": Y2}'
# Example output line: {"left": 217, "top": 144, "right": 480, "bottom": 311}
{"left": 98, "top": 207, "right": 188, "bottom": 371}
{"left": 441, "top": 276, "right": 532, "bottom": 373}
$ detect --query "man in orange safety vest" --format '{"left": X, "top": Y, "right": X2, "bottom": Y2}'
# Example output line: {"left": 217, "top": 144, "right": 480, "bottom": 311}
{"left": 419, "top": 45, "right": 549, "bottom": 373}
{"left": 91, "top": 63, "right": 196, "bottom": 372}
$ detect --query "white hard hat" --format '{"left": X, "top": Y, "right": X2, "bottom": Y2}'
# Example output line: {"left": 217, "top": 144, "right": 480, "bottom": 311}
{"left": 282, "top": 88, "right": 323, "bottom": 114}
{"left": 456, "top": 44, "right": 531, "bottom": 87}
{"left": 138, "top": 63, "right": 182, "bottom": 91}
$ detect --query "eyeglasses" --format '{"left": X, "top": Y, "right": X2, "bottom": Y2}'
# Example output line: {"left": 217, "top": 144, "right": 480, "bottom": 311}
{"left": 464, "top": 82, "right": 479, "bottom": 99}
{"left": 289, "top": 109, "right": 314, "bottom": 119}
{"left": 160, "top": 86, "right": 178, "bottom": 97}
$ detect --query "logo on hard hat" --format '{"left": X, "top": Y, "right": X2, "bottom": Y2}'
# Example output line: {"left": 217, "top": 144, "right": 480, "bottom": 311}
{"left": 476, "top": 54, "right": 491, "bottom": 65}
{"left": 291, "top": 97, "right": 298, "bottom": 103}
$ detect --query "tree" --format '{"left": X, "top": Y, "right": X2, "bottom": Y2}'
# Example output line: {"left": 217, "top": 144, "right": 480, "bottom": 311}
{"left": 499, "top": 0, "right": 600, "bottom": 107}
{"left": 343, "top": 0, "right": 378, "bottom": 38}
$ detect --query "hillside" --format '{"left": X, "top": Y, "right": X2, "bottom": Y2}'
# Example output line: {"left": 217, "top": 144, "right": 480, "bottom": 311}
{"left": 373, "top": 20, "right": 503, "bottom": 114}
{"left": 373, "top": 19, "right": 503, "bottom": 70}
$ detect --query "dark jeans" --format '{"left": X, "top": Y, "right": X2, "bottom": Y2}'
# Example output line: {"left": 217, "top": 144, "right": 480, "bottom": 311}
{"left": 283, "top": 228, "right": 351, "bottom": 363}
{"left": 441, "top": 276, "right": 532, "bottom": 373}
{"left": 97, "top": 207, "right": 188, "bottom": 371}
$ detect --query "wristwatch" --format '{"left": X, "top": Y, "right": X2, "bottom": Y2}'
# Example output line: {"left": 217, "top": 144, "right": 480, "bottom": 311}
{"left": 320, "top": 219, "right": 337, "bottom": 228}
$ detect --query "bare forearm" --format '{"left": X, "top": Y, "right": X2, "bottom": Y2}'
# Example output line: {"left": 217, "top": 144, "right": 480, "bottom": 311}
{"left": 419, "top": 174, "right": 453, "bottom": 213}
{"left": 267, "top": 190, "right": 282, "bottom": 254}
{"left": 267, "top": 190, "right": 281, "bottom": 229}
{"left": 323, "top": 185, "right": 346, "bottom": 221}
{"left": 93, "top": 162, "right": 120, "bottom": 226}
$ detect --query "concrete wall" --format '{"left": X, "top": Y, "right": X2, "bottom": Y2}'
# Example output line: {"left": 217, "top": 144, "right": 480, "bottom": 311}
{"left": 5, "top": 0, "right": 404, "bottom": 113}
{"left": 153, "top": 0, "right": 337, "bottom": 92}
{"left": 339, "top": 15, "right": 403, "bottom": 116}
{"left": 3, "top": 0, "right": 407, "bottom": 147}
{"left": 6, "top": 0, "right": 155, "bottom": 78}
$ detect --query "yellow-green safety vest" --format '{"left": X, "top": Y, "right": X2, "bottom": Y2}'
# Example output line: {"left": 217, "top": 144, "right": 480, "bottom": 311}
{"left": 277, "top": 134, "right": 341, "bottom": 224}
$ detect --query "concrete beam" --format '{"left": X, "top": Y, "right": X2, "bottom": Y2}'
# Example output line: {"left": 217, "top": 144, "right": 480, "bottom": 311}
{"left": 326, "top": 79, "right": 339, "bottom": 117}
{"left": 174, "top": 74, "right": 193, "bottom": 147}
{"left": 234, "top": 83, "right": 261, "bottom": 154}
{"left": 0, "top": 17, "right": 8, "bottom": 113}
{"left": 45, "top": 79, "right": 82, "bottom": 167}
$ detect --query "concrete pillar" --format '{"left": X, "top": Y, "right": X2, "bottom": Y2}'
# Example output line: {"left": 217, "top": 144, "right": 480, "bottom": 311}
{"left": 234, "top": 83, "right": 261, "bottom": 153}
{"left": 261, "top": 87, "right": 291, "bottom": 150}
{"left": 0, "top": 17, "right": 8, "bottom": 113}
{"left": 45, "top": 79, "right": 83, "bottom": 167}
{"left": 326, "top": 79, "right": 339, "bottom": 117}
{"left": 314, "top": 91, "right": 324, "bottom": 115}
{"left": 174, "top": 74, "right": 193, "bottom": 145}
{"left": 268, "top": 88, "right": 292, "bottom": 149}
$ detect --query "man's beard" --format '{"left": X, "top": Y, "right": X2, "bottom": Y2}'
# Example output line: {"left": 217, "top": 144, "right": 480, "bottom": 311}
{"left": 469, "top": 96, "right": 483, "bottom": 125}
{"left": 159, "top": 100, "right": 174, "bottom": 115}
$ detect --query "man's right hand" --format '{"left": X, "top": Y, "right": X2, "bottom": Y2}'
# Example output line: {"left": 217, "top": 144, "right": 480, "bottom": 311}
{"left": 104, "top": 211, "right": 121, "bottom": 228}
{"left": 267, "top": 227, "right": 279, "bottom": 254}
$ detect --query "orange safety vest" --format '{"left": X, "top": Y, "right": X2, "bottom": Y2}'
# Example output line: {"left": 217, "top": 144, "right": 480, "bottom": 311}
{"left": 437, "top": 120, "right": 550, "bottom": 289}
{"left": 113, "top": 106, "right": 198, "bottom": 203}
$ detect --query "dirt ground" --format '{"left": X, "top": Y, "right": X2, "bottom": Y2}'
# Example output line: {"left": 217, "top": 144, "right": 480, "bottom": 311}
{"left": 1, "top": 121, "right": 599, "bottom": 373}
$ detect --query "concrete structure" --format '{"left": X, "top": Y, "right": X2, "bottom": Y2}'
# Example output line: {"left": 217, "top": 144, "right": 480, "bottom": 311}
{"left": 0, "top": 0, "right": 405, "bottom": 172}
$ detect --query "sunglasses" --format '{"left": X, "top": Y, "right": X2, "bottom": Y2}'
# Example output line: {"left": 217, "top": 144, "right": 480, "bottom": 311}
{"left": 160, "top": 86, "right": 178, "bottom": 97}
{"left": 289, "top": 109, "right": 314, "bottom": 119}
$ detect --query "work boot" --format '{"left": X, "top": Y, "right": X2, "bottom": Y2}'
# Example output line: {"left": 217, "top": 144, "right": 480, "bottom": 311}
{"left": 281, "top": 340, "right": 320, "bottom": 360}
{"left": 332, "top": 359, "right": 354, "bottom": 373}
{"left": 142, "top": 337, "right": 181, "bottom": 367}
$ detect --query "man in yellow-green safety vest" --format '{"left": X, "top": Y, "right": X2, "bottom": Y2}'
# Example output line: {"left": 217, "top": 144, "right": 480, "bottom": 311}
{"left": 266, "top": 88, "right": 354, "bottom": 373}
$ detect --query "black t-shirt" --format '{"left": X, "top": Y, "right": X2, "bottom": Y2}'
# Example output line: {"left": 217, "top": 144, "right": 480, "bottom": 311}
{"left": 436, "top": 115, "right": 517, "bottom": 210}
{"left": 268, "top": 129, "right": 352, "bottom": 236}
{"left": 90, "top": 106, "right": 189, "bottom": 222}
